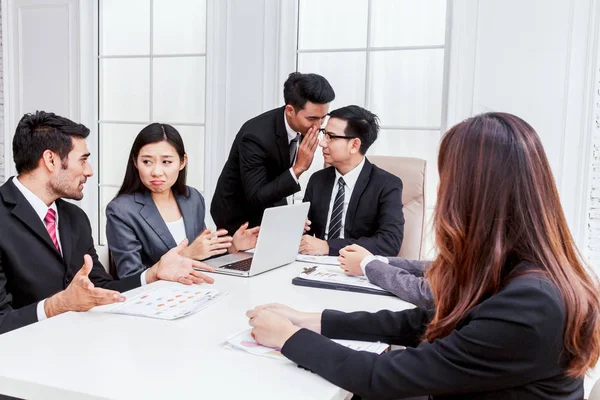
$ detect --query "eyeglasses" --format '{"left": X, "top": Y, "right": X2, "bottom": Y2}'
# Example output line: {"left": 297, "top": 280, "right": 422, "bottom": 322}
{"left": 318, "top": 128, "right": 357, "bottom": 142}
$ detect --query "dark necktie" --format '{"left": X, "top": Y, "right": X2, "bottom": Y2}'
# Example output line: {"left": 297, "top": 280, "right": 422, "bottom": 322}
{"left": 289, "top": 134, "right": 300, "bottom": 167}
{"left": 328, "top": 177, "right": 345, "bottom": 239}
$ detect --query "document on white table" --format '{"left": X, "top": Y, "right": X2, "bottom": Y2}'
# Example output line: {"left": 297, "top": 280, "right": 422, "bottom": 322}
{"left": 225, "top": 329, "right": 388, "bottom": 361}
{"left": 296, "top": 254, "right": 340, "bottom": 265}
{"left": 92, "top": 283, "right": 227, "bottom": 320}
{"left": 292, "top": 265, "right": 393, "bottom": 296}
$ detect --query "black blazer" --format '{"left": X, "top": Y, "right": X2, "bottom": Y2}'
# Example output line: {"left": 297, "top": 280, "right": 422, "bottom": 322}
{"left": 303, "top": 159, "right": 404, "bottom": 256}
{"left": 211, "top": 106, "right": 301, "bottom": 235}
{"left": 106, "top": 187, "right": 206, "bottom": 278}
{"left": 0, "top": 178, "right": 141, "bottom": 335}
{"left": 281, "top": 265, "right": 583, "bottom": 399}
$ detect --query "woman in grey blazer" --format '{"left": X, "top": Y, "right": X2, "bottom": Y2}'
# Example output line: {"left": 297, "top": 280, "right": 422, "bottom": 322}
{"left": 106, "top": 123, "right": 258, "bottom": 278}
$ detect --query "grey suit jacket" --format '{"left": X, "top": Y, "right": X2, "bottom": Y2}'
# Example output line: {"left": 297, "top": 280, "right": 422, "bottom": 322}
{"left": 365, "top": 258, "right": 434, "bottom": 309}
{"left": 106, "top": 187, "right": 206, "bottom": 278}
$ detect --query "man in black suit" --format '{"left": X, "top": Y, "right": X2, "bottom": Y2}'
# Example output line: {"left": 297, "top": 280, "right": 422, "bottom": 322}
{"left": 300, "top": 105, "right": 404, "bottom": 257}
{"left": 0, "top": 111, "right": 213, "bottom": 335}
{"left": 210, "top": 72, "right": 335, "bottom": 235}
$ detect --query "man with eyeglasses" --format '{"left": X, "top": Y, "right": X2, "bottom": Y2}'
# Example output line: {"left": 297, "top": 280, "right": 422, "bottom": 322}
{"left": 211, "top": 72, "right": 335, "bottom": 235}
{"left": 299, "top": 105, "right": 404, "bottom": 257}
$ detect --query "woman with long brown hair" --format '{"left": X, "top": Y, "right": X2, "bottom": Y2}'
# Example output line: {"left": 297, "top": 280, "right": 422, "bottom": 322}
{"left": 246, "top": 112, "right": 600, "bottom": 399}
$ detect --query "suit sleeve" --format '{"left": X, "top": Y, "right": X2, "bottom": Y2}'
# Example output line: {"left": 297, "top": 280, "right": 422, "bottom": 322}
{"left": 239, "top": 133, "right": 300, "bottom": 207}
{"left": 365, "top": 260, "right": 434, "bottom": 310}
{"left": 281, "top": 280, "right": 565, "bottom": 399}
{"left": 302, "top": 176, "right": 317, "bottom": 236}
{"left": 327, "top": 178, "right": 404, "bottom": 256}
{"left": 0, "top": 249, "right": 39, "bottom": 334}
{"left": 387, "top": 258, "right": 430, "bottom": 277}
{"left": 84, "top": 208, "right": 141, "bottom": 292}
{"left": 105, "top": 202, "right": 148, "bottom": 279}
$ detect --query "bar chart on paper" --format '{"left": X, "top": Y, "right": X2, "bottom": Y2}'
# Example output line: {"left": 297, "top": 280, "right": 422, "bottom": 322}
{"left": 95, "top": 284, "right": 227, "bottom": 320}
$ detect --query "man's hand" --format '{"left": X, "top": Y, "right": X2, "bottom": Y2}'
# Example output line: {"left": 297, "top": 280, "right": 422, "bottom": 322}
{"left": 303, "top": 219, "right": 311, "bottom": 233}
{"left": 230, "top": 222, "right": 260, "bottom": 253}
{"left": 292, "top": 126, "right": 319, "bottom": 178}
{"left": 44, "top": 255, "right": 126, "bottom": 318}
{"left": 338, "top": 244, "right": 373, "bottom": 276}
{"left": 246, "top": 308, "right": 300, "bottom": 349}
{"left": 181, "top": 229, "right": 232, "bottom": 260}
{"left": 299, "top": 235, "right": 329, "bottom": 255}
{"left": 146, "top": 239, "right": 216, "bottom": 285}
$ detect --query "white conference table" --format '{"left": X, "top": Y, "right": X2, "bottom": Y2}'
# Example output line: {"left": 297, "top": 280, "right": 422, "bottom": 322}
{"left": 0, "top": 262, "right": 413, "bottom": 400}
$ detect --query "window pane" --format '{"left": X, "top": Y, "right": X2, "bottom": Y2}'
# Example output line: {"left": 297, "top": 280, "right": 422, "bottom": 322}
{"left": 153, "top": 0, "right": 206, "bottom": 54}
{"left": 298, "top": 52, "right": 366, "bottom": 109}
{"left": 175, "top": 125, "right": 204, "bottom": 192}
{"left": 153, "top": 57, "right": 205, "bottom": 123}
{"left": 99, "top": 185, "right": 120, "bottom": 246}
{"left": 298, "top": 0, "right": 367, "bottom": 50}
{"left": 368, "top": 129, "right": 440, "bottom": 208}
{"left": 370, "top": 0, "right": 447, "bottom": 47}
{"left": 100, "top": 0, "right": 150, "bottom": 55}
{"left": 369, "top": 49, "right": 444, "bottom": 127}
{"left": 100, "top": 59, "right": 150, "bottom": 121}
{"left": 99, "top": 123, "right": 147, "bottom": 186}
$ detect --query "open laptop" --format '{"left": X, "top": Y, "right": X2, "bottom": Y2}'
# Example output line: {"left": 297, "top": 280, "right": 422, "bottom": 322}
{"left": 199, "top": 202, "right": 310, "bottom": 277}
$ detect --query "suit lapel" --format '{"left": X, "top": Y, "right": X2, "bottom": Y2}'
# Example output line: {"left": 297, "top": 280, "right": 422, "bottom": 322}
{"left": 56, "top": 200, "right": 73, "bottom": 266}
{"left": 318, "top": 168, "right": 336, "bottom": 237}
{"left": 175, "top": 190, "right": 199, "bottom": 242}
{"left": 345, "top": 159, "right": 372, "bottom": 235}
{"left": 275, "top": 106, "right": 291, "bottom": 168}
{"left": 1, "top": 179, "right": 65, "bottom": 261}
{"left": 136, "top": 191, "right": 177, "bottom": 250}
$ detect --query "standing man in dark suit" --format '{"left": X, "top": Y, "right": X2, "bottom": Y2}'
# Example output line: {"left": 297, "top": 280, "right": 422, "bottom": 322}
{"left": 299, "top": 105, "right": 404, "bottom": 257}
{"left": 211, "top": 72, "right": 335, "bottom": 235}
{"left": 0, "top": 111, "right": 212, "bottom": 335}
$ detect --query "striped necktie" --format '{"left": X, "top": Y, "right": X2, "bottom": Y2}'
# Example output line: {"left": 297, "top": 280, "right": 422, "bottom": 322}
{"left": 328, "top": 177, "right": 345, "bottom": 239}
{"left": 289, "top": 134, "right": 300, "bottom": 166}
{"left": 44, "top": 208, "right": 61, "bottom": 254}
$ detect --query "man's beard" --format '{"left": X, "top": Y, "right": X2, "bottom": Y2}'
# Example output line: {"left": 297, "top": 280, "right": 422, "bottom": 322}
{"left": 50, "top": 174, "right": 85, "bottom": 201}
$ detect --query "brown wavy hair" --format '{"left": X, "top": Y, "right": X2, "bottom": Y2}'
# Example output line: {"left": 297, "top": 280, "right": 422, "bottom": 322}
{"left": 425, "top": 112, "right": 600, "bottom": 377}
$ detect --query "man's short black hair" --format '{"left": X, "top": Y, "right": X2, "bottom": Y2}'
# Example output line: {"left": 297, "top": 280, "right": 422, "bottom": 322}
{"left": 329, "top": 105, "right": 380, "bottom": 155}
{"left": 13, "top": 111, "right": 90, "bottom": 174}
{"left": 283, "top": 72, "right": 335, "bottom": 111}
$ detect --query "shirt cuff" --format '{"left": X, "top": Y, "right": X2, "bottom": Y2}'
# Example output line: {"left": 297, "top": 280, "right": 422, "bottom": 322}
{"left": 289, "top": 168, "right": 299, "bottom": 184}
{"left": 37, "top": 300, "right": 48, "bottom": 321}
{"left": 360, "top": 255, "right": 389, "bottom": 277}
{"left": 141, "top": 270, "right": 148, "bottom": 286}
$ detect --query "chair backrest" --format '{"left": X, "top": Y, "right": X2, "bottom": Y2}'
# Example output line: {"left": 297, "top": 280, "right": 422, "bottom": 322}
{"left": 589, "top": 377, "right": 600, "bottom": 400}
{"left": 367, "top": 156, "right": 426, "bottom": 260}
{"left": 95, "top": 245, "right": 111, "bottom": 274}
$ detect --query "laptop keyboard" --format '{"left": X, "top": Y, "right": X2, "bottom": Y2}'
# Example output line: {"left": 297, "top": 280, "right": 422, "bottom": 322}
{"left": 221, "top": 257, "right": 253, "bottom": 271}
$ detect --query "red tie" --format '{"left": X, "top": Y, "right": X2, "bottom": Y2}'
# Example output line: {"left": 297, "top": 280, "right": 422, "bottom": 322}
{"left": 44, "top": 208, "right": 61, "bottom": 254}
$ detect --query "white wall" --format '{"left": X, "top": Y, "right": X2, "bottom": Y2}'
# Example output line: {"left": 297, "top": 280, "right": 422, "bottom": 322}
{"left": 1, "top": 0, "right": 599, "bottom": 268}
{"left": 447, "top": 0, "right": 599, "bottom": 268}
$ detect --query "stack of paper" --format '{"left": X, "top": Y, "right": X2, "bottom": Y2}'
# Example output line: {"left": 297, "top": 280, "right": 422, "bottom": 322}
{"left": 94, "top": 284, "right": 227, "bottom": 320}
{"left": 225, "top": 329, "right": 388, "bottom": 361}
{"left": 296, "top": 254, "right": 340, "bottom": 265}
{"left": 292, "top": 265, "right": 392, "bottom": 296}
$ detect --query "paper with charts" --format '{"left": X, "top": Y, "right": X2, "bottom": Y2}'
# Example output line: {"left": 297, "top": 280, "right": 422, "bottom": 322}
{"left": 225, "top": 329, "right": 388, "bottom": 361}
{"left": 298, "top": 265, "right": 388, "bottom": 292}
{"left": 296, "top": 254, "right": 340, "bottom": 265}
{"left": 99, "top": 284, "right": 227, "bottom": 320}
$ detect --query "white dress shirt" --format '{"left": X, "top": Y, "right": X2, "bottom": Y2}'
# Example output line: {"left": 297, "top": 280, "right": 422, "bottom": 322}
{"left": 360, "top": 255, "right": 390, "bottom": 277}
{"left": 324, "top": 157, "right": 366, "bottom": 240}
{"left": 12, "top": 176, "right": 147, "bottom": 323}
{"left": 165, "top": 218, "right": 187, "bottom": 245}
